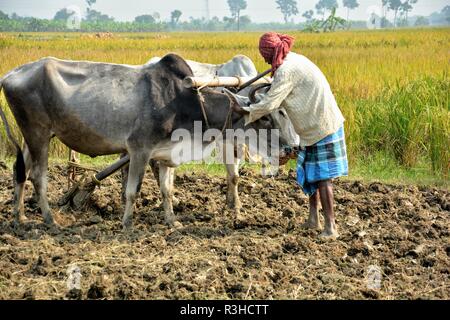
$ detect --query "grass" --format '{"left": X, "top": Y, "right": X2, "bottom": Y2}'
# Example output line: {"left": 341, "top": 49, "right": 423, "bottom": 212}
{"left": 0, "top": 29, "right": 448, "bottom": 185}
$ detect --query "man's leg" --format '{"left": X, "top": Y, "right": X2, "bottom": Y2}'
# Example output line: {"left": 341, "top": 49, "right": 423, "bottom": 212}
{"left": 302, "top": 190, "right": 322, "bottom": 230}
{"left": 318, "top": 179, "right": 339, "bottom": 239}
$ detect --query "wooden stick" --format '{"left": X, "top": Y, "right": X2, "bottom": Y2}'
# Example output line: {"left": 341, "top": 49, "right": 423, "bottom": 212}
{"left": 236, "top": 68, "right": 272, "bottom": 93}
{"left": 95, "top": 154, "right": 130, "bottom": 182}
{"left": 182, "top": 75, "right": 271, "bottom": 89}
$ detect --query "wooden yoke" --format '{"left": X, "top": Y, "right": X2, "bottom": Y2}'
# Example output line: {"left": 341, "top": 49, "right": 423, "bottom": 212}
{"left": 182, "top": 75, "right": 271, "bottom": 89}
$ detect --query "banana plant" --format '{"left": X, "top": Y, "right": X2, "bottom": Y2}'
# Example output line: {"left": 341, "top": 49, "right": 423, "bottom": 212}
{"left": 303, "top": 7, "right": 347, "bottom": 33}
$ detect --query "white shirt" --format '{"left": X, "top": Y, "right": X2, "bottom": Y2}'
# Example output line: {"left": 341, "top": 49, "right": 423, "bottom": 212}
{"left": 243, "top": 52, "right": 345, "bottom": 147}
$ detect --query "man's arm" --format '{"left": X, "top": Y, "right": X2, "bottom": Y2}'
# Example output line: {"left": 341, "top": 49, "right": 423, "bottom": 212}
{"left": 243, "top": 68, "right": 294, "bottom": 125}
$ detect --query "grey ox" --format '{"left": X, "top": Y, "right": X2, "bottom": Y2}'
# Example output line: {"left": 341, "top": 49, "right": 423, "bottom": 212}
{"left": 0, "top": 53, "right": 297, "bottom": 230}
{"left": 130, "top": 55, "right": 299, "bottom": 204}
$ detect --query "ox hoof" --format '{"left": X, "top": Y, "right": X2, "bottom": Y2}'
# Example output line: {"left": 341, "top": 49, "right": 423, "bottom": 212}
{"left": 318, "top": 230, "right": 340, "bottom": 241}
{"left": 301, "top": 220, "right": 322, "bottom": 231}
{"left": 226, "top": 198, "right": 242, "bottom": 210}
{"left": 172, "top": 221, "right": 183, "bottom": 229}
{"left": 14, "top": 213, "right": 29, "bottom": 224}
{"left": 172, "top": 196, "right": 180, "bottom": 207}
{"left": 12, "top": 218, "right": 25, "bottom": 229}
{"left": 122, "top": 218, "right": 133, "bottom": 231}
{"left": 43, "top": 214, "right": 55, "bottom": 226}
{"left": 233, "top": 212, "right": 249, "bottom": 229}
{"left": 164, "top": 215, "right": 179, "bottom": 228}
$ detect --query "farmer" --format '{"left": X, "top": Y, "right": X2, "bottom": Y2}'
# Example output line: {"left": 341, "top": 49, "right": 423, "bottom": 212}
{"left": 242, "top": 32, "right": 348, "bottom": 240}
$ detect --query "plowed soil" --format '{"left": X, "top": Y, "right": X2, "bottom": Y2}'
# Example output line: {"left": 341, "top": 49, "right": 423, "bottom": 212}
{"left": 0, "top": 164, "right": 448, "bottom": 300}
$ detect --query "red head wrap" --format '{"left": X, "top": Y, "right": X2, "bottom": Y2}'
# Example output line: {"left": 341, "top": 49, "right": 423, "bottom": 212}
{"left": 259, "top": 32, "right": 295, "bottom": 74}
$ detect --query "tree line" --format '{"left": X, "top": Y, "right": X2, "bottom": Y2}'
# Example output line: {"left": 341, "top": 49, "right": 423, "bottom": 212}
{"left": 0, "top": 0, "right": 447, "bottom": 32}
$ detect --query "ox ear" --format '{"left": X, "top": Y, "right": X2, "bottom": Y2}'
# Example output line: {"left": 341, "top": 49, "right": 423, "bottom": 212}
{"left": 222, "top": 88, "right": 239, "bottom": 104}
{"left": 222, "top": 88, "right": 249, "bottom": 116}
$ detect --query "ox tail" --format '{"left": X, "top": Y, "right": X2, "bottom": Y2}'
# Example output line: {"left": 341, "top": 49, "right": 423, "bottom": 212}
{"left": 0, "top": 82, "right": 26, "bottom": 184}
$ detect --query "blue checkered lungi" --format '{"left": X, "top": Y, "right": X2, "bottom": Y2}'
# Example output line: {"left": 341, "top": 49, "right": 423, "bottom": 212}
{"left": 296, "top": 126, "right": 348, "bottom": 196}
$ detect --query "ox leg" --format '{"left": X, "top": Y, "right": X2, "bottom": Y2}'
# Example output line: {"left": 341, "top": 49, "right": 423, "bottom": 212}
{"left": 28, "top": 140, "right": 53, "bottom": 225}
{"left": 149, "top": 159, "right": 160, "bottom": 185}
{"left": 159, "top": 164, "right": 177, "bottom": 227}
{"left": 151, "top": 160, "right": 179, "bottom": 207}
{"left": 225, "top": 159, "right": 242, "bottom": 212}
{"left": 13, "top": 144, "right": 32, "bottom": 224}
{"left": 122, "top": 152, "right": 150, "bottom": 230}
{"left": 120, "top": 153, "right": 128, "bottom": 205}
{"left": 168, "top": 167, "right": 180, "bottom": 206}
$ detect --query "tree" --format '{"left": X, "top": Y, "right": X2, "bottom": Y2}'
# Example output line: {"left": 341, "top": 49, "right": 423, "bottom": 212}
{"left": 388, "top": 0, "right": 402, "bottom": 27}
{"left": 86, "top": 0, "right": 96, "bottom": 9}
{"left": 227, "top": 0, "right": 247, "bottom": 31}
{"left": 321, "top": 7, "right": 346, "bottom": 32}
{"left": 302, "top": 10, "right": 314, "bottom": 21}
{"left": 381, "top": 0, "right": 389, "bottom": 27}
{"left": 303, "top": 7, "right": 345, "bottom": 32}
{"left": 134, "top": 14, "right": 155, "bottom": 24}
{"left": 10, "top": 13, "right": 22, "bottom": 20}
{"left": 414, "top": 16, "right": 429, "bottom": 26}
{"left": 276, "top": 0, "right": 299, "bottom": 24}
{"left": 0, "top": 10, "right": 8, "bottom": 20}
{"left": 53, "top": 8, "right": 72, "bottom": 21}
{"left": 152, "top": 12, "right": 161, "bottom": 22}
{"left": 400, "top": 0, "right": 417, "bottom": 26}
{"left": 443, "top": 5, "right": 450, "bottom": 23}
{"left": 239, "top": 15, "right": 251, "bottom": 28}
{"left": 380, "top": 17, "right": 393, "bottom": 28}
{"left": 86, "top": 9, "right": 114, "bottom": 22}
{"left": 171, "top": 10, "right": 182, "bottom": 25}
{"left": 343, "top": 0, "right": 359, "bottom": 23}
{"left": 315, "top": 0, "right": 338, "bottom": 20}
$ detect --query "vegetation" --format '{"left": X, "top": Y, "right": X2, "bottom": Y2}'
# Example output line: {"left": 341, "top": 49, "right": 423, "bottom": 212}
{"left": 227, "top": 0, "right": 248, "bottom": 31}
{"left": 0, "top": 29, "right": 448, "bottom": 184}
{"left": 304, "top": 8, "right": 347, "bottom": 32}
{"left": 0, "top": 0, "right": 448, "bottom": 33}
{"left": 276, "top": 0, "right": 299, "bottom": 24}
{"left": 342, "top": 0, "right": 359, "bottom": 27}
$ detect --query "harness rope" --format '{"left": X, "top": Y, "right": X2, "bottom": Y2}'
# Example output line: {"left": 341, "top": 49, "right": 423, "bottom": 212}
{"left": 196, "top": 88, "right": 234, "bottom": 135}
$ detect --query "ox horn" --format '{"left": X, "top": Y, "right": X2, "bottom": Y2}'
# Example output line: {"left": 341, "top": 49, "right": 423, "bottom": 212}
{"left": 248, "top": 83, "right": 272, "bottom": 104}
{"left": 222, "top": 88, "right": 249, "bottom": 116}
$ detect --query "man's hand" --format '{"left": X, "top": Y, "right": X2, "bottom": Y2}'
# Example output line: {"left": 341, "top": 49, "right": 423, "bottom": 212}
{"left": 278, "top": 146, "right": 300, "bottom": 166}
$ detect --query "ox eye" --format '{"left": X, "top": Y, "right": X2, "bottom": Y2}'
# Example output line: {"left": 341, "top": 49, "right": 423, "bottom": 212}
{"left": 260, "top": 116, "right": 271, "bottom": 122}
{"left": 279, "top": 110, "right": 287, "bottom": 118}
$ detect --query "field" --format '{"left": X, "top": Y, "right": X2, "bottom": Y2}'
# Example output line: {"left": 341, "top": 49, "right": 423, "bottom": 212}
{"left": 0, "top": 29, "right": 449, "bottom": 182}
{"left": 0, "top": 165, "right": 448, "bottom": 299}
{"left": 0, "top": 29, "right": 449, "bottom": 300}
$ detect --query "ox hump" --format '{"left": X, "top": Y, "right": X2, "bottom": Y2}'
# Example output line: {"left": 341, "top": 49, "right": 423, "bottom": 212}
{"left": 158, "top": 54, "right": 194, "bottom": 79}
